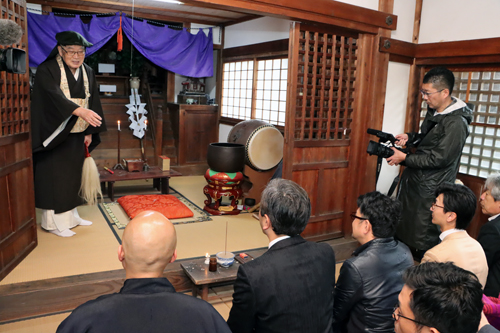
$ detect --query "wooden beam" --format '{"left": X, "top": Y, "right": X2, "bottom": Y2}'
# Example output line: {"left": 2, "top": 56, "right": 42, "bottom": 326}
{"left": 379, "top": 37, "right": 417, "bottom": 58}
{"left": 28, "top": 0, "right": 224, "bottom": 25}
{"left": 223, "top": 39, "right": 288, "bottom": 59}
{"left": 413, "top": 0, "right": 422, "bottom": 43}
{"left": 416, "top": 55, "right": 500, "bottom": 67}
{"left": 77, "top": 0, "right": 235, "bottom": 21}
{"left": 416, "top": 37, "right": 500, "bottom": 58}
{"left": 183, "top": 0, "right": 397, "bottom": 34}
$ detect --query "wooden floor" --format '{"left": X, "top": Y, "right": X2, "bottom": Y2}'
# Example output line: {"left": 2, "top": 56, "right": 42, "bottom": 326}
{"left": 0, "top": 175, "right": 356, "bottom": 332}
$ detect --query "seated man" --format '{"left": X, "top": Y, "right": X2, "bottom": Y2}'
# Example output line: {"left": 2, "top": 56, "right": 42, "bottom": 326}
{"left": 227, "top": 179, "right": 336, "bottom": 333}
{"left": 394, "top": 262, "right": 489, "bottom": 333}
{"left": 478, "top": 173, "right": 500, "bottom": 297}
{"left": 421, "top": 183, "right": 488, "bottom": 288}
{"left": 333, "top": 191, "right": 414, "bottom": 333}
{"left": 57, "top": 211, "right": 230, "bottom": 333}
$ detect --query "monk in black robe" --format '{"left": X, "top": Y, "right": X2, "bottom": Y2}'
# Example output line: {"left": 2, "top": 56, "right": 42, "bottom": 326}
{"left": 31, "top": 31, "right": 106, "bottom": 237}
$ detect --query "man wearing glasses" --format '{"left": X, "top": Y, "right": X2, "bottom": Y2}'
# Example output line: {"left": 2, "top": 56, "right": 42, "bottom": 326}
{"left": 333, "top": 191, "right": 413, "bottom": 333}
{"left": 386, "top": 67, "right": 473, "bottom": 260}
{"left": 31, "top": 31, "right": 106, "bottom": 237}
{"left": 394, "top": 262, "right": 496, "bottom": 333}
{"left": 420, "top": 182, "right": 488, "bottom": 287}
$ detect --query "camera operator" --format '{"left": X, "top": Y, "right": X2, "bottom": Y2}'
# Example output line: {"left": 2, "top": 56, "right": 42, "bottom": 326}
{"left": 386, "top": 66, "right": 473, "bottom": 261}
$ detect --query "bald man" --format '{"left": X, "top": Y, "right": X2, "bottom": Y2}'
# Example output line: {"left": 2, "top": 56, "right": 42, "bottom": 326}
{"left": 57, "top": 211, "right": 231, "bottom": 333}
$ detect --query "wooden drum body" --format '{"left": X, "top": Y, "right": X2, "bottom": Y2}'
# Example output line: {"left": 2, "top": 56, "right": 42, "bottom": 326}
{"left": 227, "top": 120, "right": 283, "bottom": 171}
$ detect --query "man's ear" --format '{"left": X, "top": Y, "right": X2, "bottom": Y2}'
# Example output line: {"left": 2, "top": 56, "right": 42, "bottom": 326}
{"left": 261, "top": 214, "right": 272, "bottom": 231}
{"left": 169, "top": 249, "right": 177, "bottom": 264}
{"left": 442, "top": 88, "right": 450, "bottom": 98}
{"left": 447, "top": 211, "right": 457, "bottom": 223}
{"left": 428, "top": 327, "right": 441, "bottom": 333}
{"left": 57, "top": 45, "right": 63, "bottom": 57}
{"left": 364, "top": 220, "right": 372, "bottom": 235}
{"left": 117, "top": 245, "right": 125, "bottom": 262}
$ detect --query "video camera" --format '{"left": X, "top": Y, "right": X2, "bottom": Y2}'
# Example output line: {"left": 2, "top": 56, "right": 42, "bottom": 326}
{"left": 366, "top": 128, "right": 405, "bottom": 158}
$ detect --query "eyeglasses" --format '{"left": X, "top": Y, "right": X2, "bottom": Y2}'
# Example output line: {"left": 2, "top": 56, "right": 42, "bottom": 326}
{"left": 431, "top": 202, "right": 445, "bottom": 210}
{"left": 61, "top": 46, "right": 85, "bottom": 57}
{"left": 420, "top": 89, "right": 444, "bottom": 97}
{"left": 393, "top": 305, "right": 428, "bottom": 327}
{"left": 350, "top": 213, "right": 368, "bottom": 221}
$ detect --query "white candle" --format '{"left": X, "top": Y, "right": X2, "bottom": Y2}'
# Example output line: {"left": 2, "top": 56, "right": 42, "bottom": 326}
{"left": 204, "top": 253, "right": 210, "bottom": 264}
{"left": 144, "top": 119, "right": 148, "bottom": 131}
{"left": 117, "top": 120, "right": 121, "bottom": 131}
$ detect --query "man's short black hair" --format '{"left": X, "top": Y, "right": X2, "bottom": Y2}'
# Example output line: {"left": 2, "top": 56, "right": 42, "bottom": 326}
{"left": 403, "top": 262, "right": 483, "bottom": 333}
{"left": 423, "top": 66, "right": 455, "bottom": 95}
{"left": 260, "top": 179, "right": 311, "bottom": 236}
{"left": 435, "top": 183, "right": 477, "bottom": 229}
{"left": 357, "top": 191, "right": 401, "bottom": 238}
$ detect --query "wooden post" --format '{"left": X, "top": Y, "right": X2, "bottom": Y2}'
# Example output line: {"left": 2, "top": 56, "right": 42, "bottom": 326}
{"left": 155, "top": 105, "right": 163, "bottom": 165}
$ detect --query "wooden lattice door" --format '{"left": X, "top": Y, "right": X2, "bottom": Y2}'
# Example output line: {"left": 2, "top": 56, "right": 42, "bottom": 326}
{"left": 284, "top": 22, "right": 358, "bottom": 241}
{"left": 0, "top": 0, "right": 36, "bottom": 281}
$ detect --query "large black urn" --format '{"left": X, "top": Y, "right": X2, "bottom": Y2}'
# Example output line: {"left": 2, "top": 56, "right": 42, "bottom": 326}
{"left": 207, "top": 143, "right": 245, "bottom": 173}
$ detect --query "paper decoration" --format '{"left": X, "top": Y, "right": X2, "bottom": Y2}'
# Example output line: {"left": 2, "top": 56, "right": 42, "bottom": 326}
{"left": 125, "top": 89, "right": 148, "bottom": 138}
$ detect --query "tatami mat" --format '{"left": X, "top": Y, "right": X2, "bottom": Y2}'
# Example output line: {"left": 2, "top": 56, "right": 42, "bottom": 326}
{"left": 1, "top": 176, "right": 268, "bottom": 285}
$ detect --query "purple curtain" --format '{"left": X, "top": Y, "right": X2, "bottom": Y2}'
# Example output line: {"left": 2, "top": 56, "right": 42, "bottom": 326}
{"left": 27, "top": 12, "right": 214, "bottom": 77}
{"left": 27, "top": 12, "right": 120, "bottom": 67}
{"left": 121, "top": 14, "right": 213, "bottom": 77}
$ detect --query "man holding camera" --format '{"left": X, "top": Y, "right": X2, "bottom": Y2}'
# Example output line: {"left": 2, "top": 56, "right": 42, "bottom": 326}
{"left": 386, "top": 67, "right": 473, "bottom": 260}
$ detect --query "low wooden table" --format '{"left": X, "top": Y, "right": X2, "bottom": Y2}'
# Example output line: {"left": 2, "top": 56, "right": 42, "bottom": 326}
{"left": 99, "top": 166, "right": 182, "bottom": 202}
{"left": 181, "top": 257, "right": 240, "bottom": 301}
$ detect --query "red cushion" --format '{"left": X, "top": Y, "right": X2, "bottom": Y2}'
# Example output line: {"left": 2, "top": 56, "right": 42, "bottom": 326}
{"left": 117, "top": 195, "right": 194, "bottom": 220}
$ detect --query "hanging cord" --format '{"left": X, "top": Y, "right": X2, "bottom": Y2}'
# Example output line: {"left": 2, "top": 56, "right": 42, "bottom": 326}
{"left": 130, "top": 0, "right": 135, "bottom": 77}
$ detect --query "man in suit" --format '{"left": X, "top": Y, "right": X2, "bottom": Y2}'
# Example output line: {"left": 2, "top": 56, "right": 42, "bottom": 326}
{"left": 421, "top": 183, "right": 488, "bottom": 288}
{"left": 394, "top": 262, "right": 490, "bottom": 333}
{"left": 227, "top": 179, "right": 336, "bottom": 333}
{"left": 333, "top": 191, "right": 414, "bottom": 333}
{"left": 57, "top": 211, "right": 231, "bottom": 333}
{"left": 478, "top": 173, "right": 500, "bottom": 297}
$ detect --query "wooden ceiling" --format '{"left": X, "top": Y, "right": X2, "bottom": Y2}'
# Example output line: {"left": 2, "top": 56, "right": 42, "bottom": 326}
{"left": 28, "top": 0, "right": 261, "bottom": 26}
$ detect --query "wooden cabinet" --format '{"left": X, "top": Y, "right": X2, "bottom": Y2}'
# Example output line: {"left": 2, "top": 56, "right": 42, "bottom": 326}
{"left": 167, "top": 103, "right": 219, "bottom": 166}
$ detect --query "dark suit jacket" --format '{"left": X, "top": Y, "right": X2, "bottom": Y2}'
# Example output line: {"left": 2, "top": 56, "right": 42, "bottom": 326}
{"left": 57, "top": 278, "right": 231, "bottom": 333}
{"left": 478, "top": 215, "right": 500, "bottom": 297}
{"left": 227, "top": 235, "right": 336, "bottom": 333}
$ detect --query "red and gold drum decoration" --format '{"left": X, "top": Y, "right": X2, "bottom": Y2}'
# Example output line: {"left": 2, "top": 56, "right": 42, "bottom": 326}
{"left": 203, "top": 169, "right": 244, "bottom": 215}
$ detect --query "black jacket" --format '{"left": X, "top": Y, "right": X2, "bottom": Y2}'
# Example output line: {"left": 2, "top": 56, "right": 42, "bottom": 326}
{"left": 57, "top": 278, "right": 231, "bottom": 333}
{"left": 227, "top": 236, "right": 336, "bottom": 333}
{"left": 396, "top": 99, "right": 473, "bottom": 251}
{"left": 478, "top": 215, "right": 500, "bottom": 297}
{"left": 333, "top": 238, "right": 414, "bottom": 333}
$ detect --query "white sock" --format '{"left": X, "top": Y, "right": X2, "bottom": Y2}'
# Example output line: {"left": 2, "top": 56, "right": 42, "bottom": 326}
{"left": 49, "top": 229, "right": 76, "bottom": 237}
{"left": 72, "top": 208, "right": 93, "bottom": 226}
{"left": 78, "top": 219, "right": 93, "bottom": 226}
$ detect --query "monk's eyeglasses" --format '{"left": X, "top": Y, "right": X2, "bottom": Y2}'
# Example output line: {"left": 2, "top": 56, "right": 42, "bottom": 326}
{"left": 61, "top": 46, "right": 85, "bottom": 57}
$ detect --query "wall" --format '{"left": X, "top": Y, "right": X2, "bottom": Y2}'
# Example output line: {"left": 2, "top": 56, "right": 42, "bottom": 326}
{"left": 376, "top": 0, "right": 416, "bottom": 194}
{"left": 420, "top": 0, "right": 500, "bottom": 43}
{"left": 224, "top": 16, "right": 291, "bottom": 49}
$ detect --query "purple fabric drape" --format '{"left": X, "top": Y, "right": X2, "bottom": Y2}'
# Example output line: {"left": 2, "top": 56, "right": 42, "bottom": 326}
{"left": 121, "top": 14, "right": 213, "bottom": 78}
{"left": 27, "top": 12, "right": 214, "bottom": 77}
{"left": 27, "top": 12, "right": 120, "bottom": 67}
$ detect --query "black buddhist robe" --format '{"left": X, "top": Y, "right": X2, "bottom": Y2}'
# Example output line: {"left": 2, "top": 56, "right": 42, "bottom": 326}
{"left": 31, "top": 57, "right": 106, "bottom": 213}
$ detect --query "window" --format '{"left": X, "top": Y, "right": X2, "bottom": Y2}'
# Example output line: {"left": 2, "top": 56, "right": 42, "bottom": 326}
{"left": 221, "top": 56, "right": 288, "bottom": 127}
{"left": 420, "top": 71, "right": 500, "bottom": 177}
